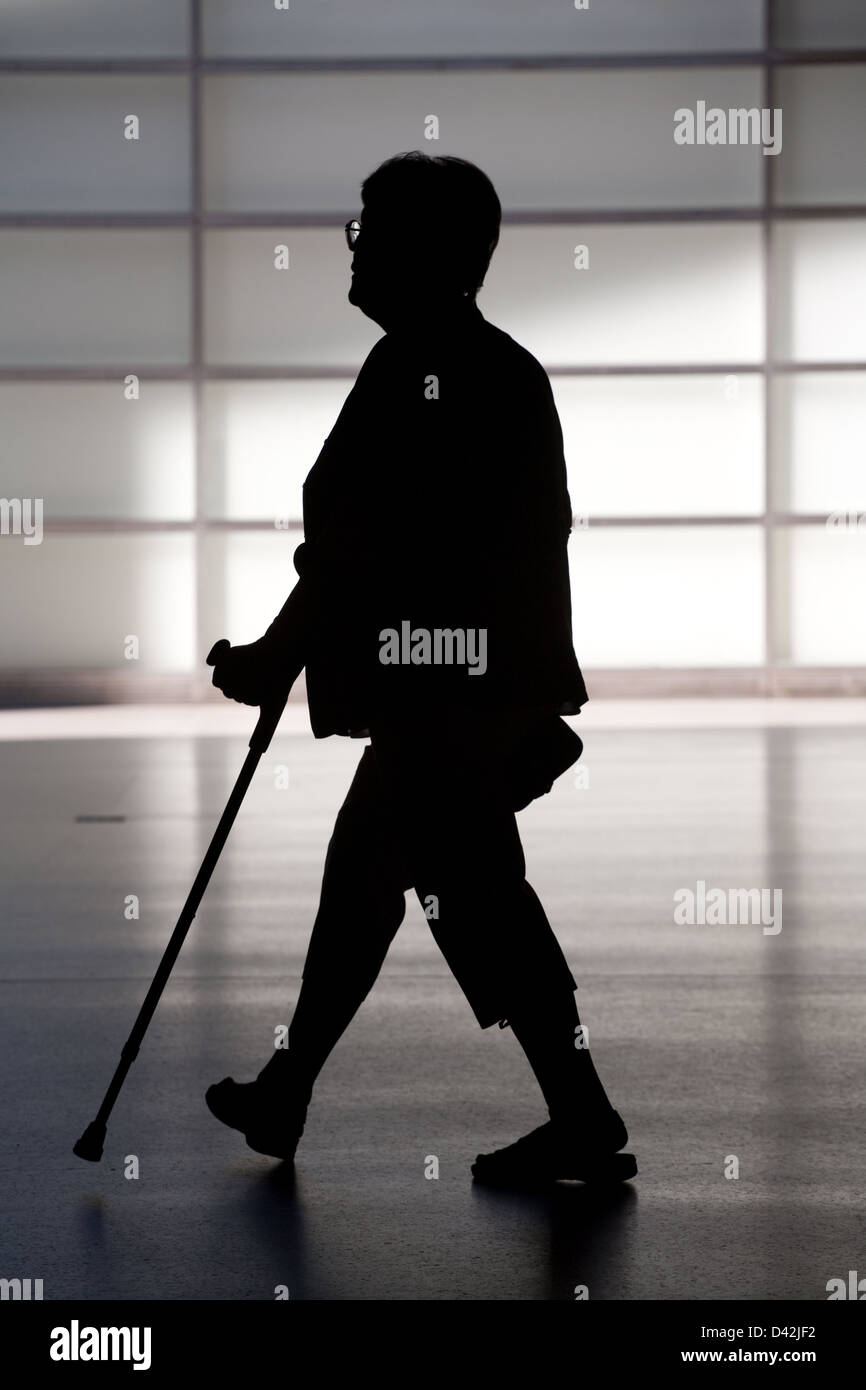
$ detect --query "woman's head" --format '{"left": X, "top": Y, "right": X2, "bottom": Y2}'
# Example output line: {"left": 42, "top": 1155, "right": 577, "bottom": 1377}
{"left": 348, "top": 151, "right": 502, "bottom": 327}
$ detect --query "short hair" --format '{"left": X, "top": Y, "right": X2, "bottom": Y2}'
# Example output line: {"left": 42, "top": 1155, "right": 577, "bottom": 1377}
{"left": 360, "top": 151, "right": 502, "bottom": 297}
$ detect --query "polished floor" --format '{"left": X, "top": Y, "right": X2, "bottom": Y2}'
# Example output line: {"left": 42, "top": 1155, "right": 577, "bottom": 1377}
{"left": 0, "top": 702, "right": 863, "bottom": 1300}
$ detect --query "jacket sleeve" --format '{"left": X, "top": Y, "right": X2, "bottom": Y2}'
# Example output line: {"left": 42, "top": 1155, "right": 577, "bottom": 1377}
{"left": 260, "top": 572, "right": 310, "bottom": 685}
{"left": 259, "top": 337, "right": 393, "bottom": 667}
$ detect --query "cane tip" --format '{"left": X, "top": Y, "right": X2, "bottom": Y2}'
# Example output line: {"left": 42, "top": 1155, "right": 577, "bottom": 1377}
{"left": 73, "top": 1121, "right": 105, "bottom": 1163}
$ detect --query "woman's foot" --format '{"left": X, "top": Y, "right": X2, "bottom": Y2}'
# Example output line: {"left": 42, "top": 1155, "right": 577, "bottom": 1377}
{"left": 471, "top": 1109, "right": 635, "bottom": 1188}
{"left": 205, "top": 1074, "right": 310, "bottom": 1162}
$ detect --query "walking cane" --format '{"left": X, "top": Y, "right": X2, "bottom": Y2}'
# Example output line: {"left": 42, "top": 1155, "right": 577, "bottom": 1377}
{"left": 73, "top": 640, "right": 287, "bottom": 1162}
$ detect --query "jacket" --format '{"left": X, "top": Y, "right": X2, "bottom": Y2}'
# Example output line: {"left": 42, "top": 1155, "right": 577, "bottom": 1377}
{"left": 265, "top": 300, "right": 589, "bottom": 739}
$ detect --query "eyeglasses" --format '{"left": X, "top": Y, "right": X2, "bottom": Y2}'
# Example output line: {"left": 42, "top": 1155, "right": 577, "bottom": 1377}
{"left": 345, "top": 219, "right": 362, "bottom": 250}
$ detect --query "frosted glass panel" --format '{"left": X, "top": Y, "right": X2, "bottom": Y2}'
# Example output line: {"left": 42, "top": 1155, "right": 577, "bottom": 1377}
{"left": 0, "top": 0, "right": 189, "bottom": 58}
{"left": 772, "top": 221, "right": 866, "bottom": 362}
{"left": 204, "top": 230, "right": 379, "bottom": 367}
{"left": 204, "top": 225, "right": 763, "bottom": 370}
{"left": 484, "top": 224, "right": 764, "bottom": 366}
{"left": 200, "top": 531, "right": 305, "bottom": 650}
{"left": 0, "top": 535, "right": 195, "bottom": 671}
{"left": 778, "top": 528, "right": 866, "bottom": 665}
{"left": 0, "top": 383, "right": 194, "bottom": 520}
{"left": 774, "top": 0, "right": 866, "bottom": 49}
{"left": 568, "top": 525, "right": 764, "bottom": 666}
{"left": 554, "top": 374, "right": 763, "bottom": 518}
{"left": 203, "top": 380, "right": 353, "bottom": 521}
{"left": 0, "top": 76, "right": 191, "bottom": 214}
{"left": 203, "top": 69, "right": 762, "bottom": 215}
{"left": 774, "top": 67, "right": 866, "bottom": 207}
{"left": 771, "top": 373, "right": 866, "bottom": 514}
{"left": 204, "top": 0, "right": 761, "bottom": 58}
{"left": 0, "top": 231, "right": 191, "bottom": 367}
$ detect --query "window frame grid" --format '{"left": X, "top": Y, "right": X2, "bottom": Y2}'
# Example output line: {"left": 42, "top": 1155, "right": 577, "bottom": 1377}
{"left": 2, "top": 0, "right": 865, "bottom": 696}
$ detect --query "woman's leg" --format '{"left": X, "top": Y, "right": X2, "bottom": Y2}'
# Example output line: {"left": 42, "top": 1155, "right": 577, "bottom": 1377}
{"left": 206, "top": 746, "right": 410, "bottom": 1155}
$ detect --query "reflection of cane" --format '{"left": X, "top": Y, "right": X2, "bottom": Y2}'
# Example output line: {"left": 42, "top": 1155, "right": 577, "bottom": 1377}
{"left": 73, "top": 640, "right": 287, "bottom": 1162}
